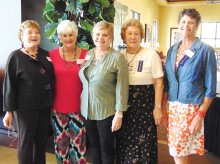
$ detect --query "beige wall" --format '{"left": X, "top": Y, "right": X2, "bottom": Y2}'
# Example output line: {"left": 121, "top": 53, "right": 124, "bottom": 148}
{"left": 116, "top": 0, "right": 220, "bottom": 54}
{"left": 116, "top": 0, "right": 160, "bottom": 26}
{"left": 115, "top": 0, "right": 160, "bottom": 46}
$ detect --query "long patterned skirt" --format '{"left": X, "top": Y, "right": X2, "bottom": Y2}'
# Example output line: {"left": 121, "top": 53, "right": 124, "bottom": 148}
{"left": 52, "top": 110, "right": 86, "bottom": 164}
{"left": 116, "top": 85, "right": 158, "bottom": 164}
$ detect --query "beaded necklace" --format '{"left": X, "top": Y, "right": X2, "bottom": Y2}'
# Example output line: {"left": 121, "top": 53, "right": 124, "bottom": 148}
{"left": 62, "top": 46, "right": 76, "bottom": 68}
{"left": 25, "top": 48, "right": 38, "bottom": 61}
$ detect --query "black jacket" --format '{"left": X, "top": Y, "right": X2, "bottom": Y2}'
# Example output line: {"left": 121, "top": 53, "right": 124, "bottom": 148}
{"left": 3, "top": 47, "right": 54, "bottom": 111}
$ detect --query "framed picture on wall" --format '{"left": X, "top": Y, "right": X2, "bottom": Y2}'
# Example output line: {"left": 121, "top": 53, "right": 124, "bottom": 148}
{"left": 170, "top": 28, "right": 181, "bottom": 46}
{"left": 131, "top": 10, "right": 140, "bottom": 20}
{"left": 145, "top": 24, "right": 152, "bottom": 43}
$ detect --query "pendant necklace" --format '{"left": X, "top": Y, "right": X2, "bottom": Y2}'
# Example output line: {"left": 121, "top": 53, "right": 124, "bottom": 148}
{"left": 126, "top": 47, "right": 142, "bottom": 66}
{"left": 62, "top": 46, "right": 76, "bottom": 68}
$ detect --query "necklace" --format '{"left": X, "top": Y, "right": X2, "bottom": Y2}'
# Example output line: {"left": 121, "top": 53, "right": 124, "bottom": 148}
{"left": 126, "top": 47, "right": 142, "bottom": 66}
{"left": 25, "top": 48, "right": 38, "bottom": 61}
{"left": 62, "top": 46, "right": 77, "bottom": 68}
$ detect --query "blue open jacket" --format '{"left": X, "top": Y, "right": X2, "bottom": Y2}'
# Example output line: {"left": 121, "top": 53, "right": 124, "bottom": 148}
{"left": 164, "top": 38, "right": 217, "bottom": 105}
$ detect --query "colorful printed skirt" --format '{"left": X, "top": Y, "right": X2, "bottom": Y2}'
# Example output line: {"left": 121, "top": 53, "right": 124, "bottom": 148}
{"left": 52, "top": 110, "right": 86, "bottom": 164}
{"left": 167, "top": 101, "right": 205, "bottom": 157}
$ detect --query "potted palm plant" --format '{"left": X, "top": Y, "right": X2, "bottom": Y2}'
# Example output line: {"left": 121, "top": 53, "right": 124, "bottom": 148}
{"left": 43, "top": 0, "right": 116, "bottom": 49}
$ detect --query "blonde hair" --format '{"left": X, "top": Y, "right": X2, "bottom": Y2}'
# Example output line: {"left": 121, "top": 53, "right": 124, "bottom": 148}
{"left": 121, "top": 19, "right": 144, "bottom": 42}
{"left": 92, "top": 20, "right": 114, "bottom": 40}
{"left": 57, "top": 20, "right": 78, "bottom": 39}
{"left": 18, "top": 20, "right": 40, "bottom": 42}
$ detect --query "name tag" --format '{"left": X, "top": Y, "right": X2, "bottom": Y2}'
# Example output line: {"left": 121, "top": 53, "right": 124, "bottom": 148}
{"left": 85, "top": 55, "right": 91, "bottom": 60}
{"left": 185, "top": 49, "right": 194, "bottom": 58}
{"left": 46, "top": 57, "right": 52, "bottom": 62}
{"left": 178, "top": 55, "right": 189, "bottom": 66}
{"left": 137, "top": 60, "right": 143, "bottom": 72}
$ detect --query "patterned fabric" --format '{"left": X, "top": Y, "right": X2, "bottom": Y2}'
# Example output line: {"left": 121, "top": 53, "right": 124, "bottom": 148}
{"left": 167, "top": 101, "right": 204, "bottom": 157}
{"left": 116, "top": 85, "right": 158, "bottom": 164}
{"left": 52, "top": 110, "right": 86, "bottom": 164}
{"left": 175, "top": 48, "right": 185, "bottom": 70}
{"left": 166, "top": 48, "right": 205, "bottom": 157}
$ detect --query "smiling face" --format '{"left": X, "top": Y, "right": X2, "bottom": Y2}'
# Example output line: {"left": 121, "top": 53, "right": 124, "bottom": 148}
{"left": 57, "top": 20, "right": 78, "bottom": 49}
{"left": 60, "top": 32, "right": 77, "bottom": 49}
{"left": 21, "top": 27, "right": 41, "bottom": 48}
{"left": 93, "top": 28, "right": 112, "bottom": 50}
{"left": 124, "top": 26, "right": 141, "bottom": 49}
{"left": 178, "top": 15, "right": 198, "bottom": 38}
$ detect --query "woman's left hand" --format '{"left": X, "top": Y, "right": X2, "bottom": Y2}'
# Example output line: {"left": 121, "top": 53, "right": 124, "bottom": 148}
{"left": 189, "top": 115, "right": 203, "bottom": 134}
{"left": 111, "top": 115, "right": 122, "bottom": 132}
{"left": 189, "top": 97, "right": 212, "bottom": 134}
{"left": 153, "top": 108, "right": 163, "bottom": 126}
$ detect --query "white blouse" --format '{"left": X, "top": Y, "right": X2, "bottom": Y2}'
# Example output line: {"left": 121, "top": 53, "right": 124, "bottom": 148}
{"left": 122, "top": 47, "right": 164, "bottom": 85}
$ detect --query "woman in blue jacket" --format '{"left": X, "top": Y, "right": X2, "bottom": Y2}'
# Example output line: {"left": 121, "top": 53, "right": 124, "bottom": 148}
{"left": 162, "top": 8, "right": 217, "bottom": 164}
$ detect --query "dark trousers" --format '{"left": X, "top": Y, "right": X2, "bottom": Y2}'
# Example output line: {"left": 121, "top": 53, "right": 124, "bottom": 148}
{"left": 14, "top": 108, "right": 51, "bottom": 164}
{"left": 84, "top": 115, "right": 115, "bottom": 164}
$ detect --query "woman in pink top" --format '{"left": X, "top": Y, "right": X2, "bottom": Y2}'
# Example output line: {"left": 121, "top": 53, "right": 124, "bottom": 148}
{"left": 49, "top": 20, "right": 87, "bottom": 164}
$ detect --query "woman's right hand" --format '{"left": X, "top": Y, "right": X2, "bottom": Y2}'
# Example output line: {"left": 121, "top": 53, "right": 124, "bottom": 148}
{"left": 3, "top": 112, "right": 13, "bottom": 128}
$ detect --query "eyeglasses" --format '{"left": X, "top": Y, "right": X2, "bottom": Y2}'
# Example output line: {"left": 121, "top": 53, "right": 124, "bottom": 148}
{"left": 8, "top": 125, "right": 18, "bottom": 147}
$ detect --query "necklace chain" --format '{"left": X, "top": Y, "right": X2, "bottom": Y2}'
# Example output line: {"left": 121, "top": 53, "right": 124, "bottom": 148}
{"left": 126, "top": 47, "right": 142, "bottom": 66}
{"left": 62, "top": 46, "right": 77, "bottom": 68}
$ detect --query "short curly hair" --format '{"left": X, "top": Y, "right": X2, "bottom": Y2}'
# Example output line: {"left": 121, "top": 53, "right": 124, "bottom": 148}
{"left": 18, "top": 20, "right": 40, "bottom": 42}
{"left": 121, "top": 19, "right": 144, "bottom": 43}
{"left": 178, "top": 8, "right": 201, "bottom": 27}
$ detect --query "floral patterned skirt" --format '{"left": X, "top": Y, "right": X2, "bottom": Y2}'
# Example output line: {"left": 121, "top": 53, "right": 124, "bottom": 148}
{"left": 167, "top": 101, "right": 205, "bottom": 157}
{"left": 116, "top": 84, "right": 158, "bottom": 164}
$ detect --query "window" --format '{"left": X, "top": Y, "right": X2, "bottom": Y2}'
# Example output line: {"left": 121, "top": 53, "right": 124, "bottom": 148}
{"left": 200, "top": 22, "right": 220, "bottom": 48}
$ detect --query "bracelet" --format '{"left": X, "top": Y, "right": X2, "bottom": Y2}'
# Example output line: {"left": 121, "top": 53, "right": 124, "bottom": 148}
{"left": 197, "top": 110, "right": 206, "bottom": 118}
{"left": 115, "top": 113, "right": 123, "bottom": 119}
{"left": 154, "top": 105, "right": 161, "bottom": 109}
